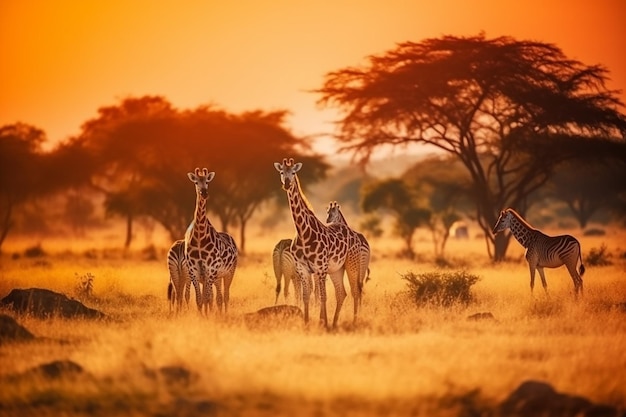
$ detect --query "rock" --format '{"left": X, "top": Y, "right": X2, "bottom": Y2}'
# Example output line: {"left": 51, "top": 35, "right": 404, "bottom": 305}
{"left": 1, "top": 288, "right": 105, "bottom": 319}
{"left": 0, "top": 314, "right": 35, "bottom": 343}
{"left": 498, "top": 380, "right": 621, "bottom": 417}
{"left": 36, "top": 360, "right": 85, "bottom": 379}
{"left": 467, "top": 312, "right": 495, "bottom": 321}
{"left": 244, "top": 304, "right": 304, "bottom": 327}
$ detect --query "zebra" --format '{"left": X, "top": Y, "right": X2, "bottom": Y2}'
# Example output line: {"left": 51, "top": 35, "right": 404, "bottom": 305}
{"left": 167, "top": 239, "right": 191, "bottom": 313}
{"left": 272, "top": 238, "right": 314, "bottom": 305}
{"left": 325, "top": 201, "right": 371, "bottom": 322}
{"left": 492, "top": 208, "right": 585, "bottom": 297}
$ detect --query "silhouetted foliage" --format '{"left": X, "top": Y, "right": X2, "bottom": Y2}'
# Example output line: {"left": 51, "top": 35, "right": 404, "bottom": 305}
{"left": 0, "top": 123, "right": 48, "bottom": 248}
{"left": 317, "top": 34, "right": 626, "bottom": 261}
{"left": 76, "top": 96, "right": 328, "bottom": 251}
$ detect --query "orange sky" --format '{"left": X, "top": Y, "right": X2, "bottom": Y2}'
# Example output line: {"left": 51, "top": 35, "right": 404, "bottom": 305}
{"left": 1, "top": 0, "right": 624, "bottom": 155}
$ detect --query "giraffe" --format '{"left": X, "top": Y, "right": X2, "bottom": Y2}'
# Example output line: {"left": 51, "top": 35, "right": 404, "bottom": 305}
{"left": 274, "top": 158, "right": 356, "bottom": 328}
{"left": 185, "top": 168, "right": 238, "bottom": 315}
{"left": 325, "top": 201, "right": 371, "bottom": 322}
{"left": 166, "top": 239, "right": 191, "bottom": 313}
{"left": 492, "top": 208, "right": 585, "bottom": 297}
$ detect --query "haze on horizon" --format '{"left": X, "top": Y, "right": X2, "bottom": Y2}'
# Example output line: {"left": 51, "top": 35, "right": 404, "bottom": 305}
{"left": 1, "top": 0, "right": 624, "bottom": 156}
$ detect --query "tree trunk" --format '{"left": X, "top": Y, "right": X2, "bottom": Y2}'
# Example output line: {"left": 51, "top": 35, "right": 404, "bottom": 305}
{"left": 0, "top": 201, "right": 13, "bottom": 252}
{"left": 493, "top": 232, "right": 511, "bottom": 262}
{"left": 238, "top": 215, "right": 246, "bottom": 254}
{"left": 124, "top": 214, "right": 133, "bottom": 249}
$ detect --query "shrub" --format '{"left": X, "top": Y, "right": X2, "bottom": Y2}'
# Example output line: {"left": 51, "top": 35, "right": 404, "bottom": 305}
{"left": 24, "top": 244, "right": 46, "bottom": 258}
{"left": 402, "top": 270, "right": 480, "bottom": 307}
{"left": 75, "top": 272, "right": 94, "bottom": 299}
{"left": 586, "top": 244, "right": 612, "bottom": 266}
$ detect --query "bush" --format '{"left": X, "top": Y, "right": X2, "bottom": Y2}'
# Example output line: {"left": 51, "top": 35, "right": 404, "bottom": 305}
{"left": 402, "top": 270, "right": 480, "bottom": 307}
{"left": 586, "top": 244, "right": 612, "bottom": 266}
{"left": 24, "top": 244, "right": 46, "bottom": 258}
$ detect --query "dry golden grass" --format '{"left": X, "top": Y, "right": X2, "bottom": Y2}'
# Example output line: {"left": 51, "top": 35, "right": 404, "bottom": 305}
{"left": 1, "top": 230, "right": 625, "bottom": 416}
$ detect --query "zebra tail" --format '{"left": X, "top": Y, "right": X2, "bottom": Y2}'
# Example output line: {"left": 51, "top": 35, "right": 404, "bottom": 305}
{"left": 167, "top": 282, "right": 173, "bottom": 301}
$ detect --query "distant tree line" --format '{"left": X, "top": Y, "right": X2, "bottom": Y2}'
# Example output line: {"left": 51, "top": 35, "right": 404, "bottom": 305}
{"left": 3, "top": 34, "right": 626, "bottom": 261}
{"left": 0, "top": 97, "right": 328, "bottom": 252}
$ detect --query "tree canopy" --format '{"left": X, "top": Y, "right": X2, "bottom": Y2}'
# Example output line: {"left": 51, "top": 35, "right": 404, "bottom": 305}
{"left": 317, "top": 34, "right": 626, "bottom": 260}
{"left": 76, "top": 96, "right": 328, "bottom": 252}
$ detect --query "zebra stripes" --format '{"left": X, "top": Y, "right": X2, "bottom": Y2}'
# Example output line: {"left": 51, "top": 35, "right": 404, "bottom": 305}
{"left": 167, "top": 239, "right": 191, "bottom": 313}
{"left": 492, "top": 208, "right": 585, "bottom": 297}
{"left": 272, "top": 238, "right": 313, "bottom": 305}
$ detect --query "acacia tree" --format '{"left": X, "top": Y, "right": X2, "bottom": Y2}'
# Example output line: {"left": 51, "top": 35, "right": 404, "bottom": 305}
{"left": 403, "top": 156, "right": 474, "bottom": 258}
{"left": 317, "top": 34, "right": 626, "bottom": 261}
{"left": 0, "top": 123, "right": 48, "bottom": 250}
{"left": 361, "top": 179, "right": 430, "bottom": 257}
{"left": 545, "top": 159, "right": 626, "bottom": 228}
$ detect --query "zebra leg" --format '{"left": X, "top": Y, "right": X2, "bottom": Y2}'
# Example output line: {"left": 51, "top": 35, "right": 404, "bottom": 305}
{"left": 184, "top": 280, "right": 191, "bottom": 308}
{"left": 274, "top": 272, "right": 282, "bottom": 305}
{"left": 296, "top": 263, "right": 311, "bottom": 324}
{"left": 537, "top": 267, "right": 549, "bottom": 295}
{"left": 566, "top": 263, "right": 583, "bottom": 298}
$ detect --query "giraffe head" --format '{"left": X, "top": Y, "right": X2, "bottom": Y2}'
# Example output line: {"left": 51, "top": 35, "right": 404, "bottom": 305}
{"left": 492, "top": 208, "right": 514, "bottom": 234}
{"left": 187, "top": 167, "right": 215, "bottom": 199}
{"left": 273, "top": 158, "right": 302, "bottom": 192}
{"left": 326, "top": 201, "right": 341, "bottom": 223}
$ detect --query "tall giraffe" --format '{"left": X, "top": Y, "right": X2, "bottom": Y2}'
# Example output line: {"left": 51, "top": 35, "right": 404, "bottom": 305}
{"left": 492, "top": 208, "right": 585, "bottom": 297}
{"left": 185, "top": 168, "right": 238, "bottom": 314}
{"left": 274, "top": 158, "right": 356, "bottom": 328}
{"left": 326, "top": 201, "right": 371, "bottom": 322}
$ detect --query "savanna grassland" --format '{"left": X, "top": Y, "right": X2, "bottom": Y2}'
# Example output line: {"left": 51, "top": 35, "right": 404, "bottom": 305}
{"left": 1, "top": 228, "right": 626, "bottom": 417}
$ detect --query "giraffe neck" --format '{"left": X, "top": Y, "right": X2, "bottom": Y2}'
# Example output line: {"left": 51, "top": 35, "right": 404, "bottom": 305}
{"left": 190, "top": 195, "right": 217, "bottom": 248}
{"left": 508, "top": 211, "right": 535, "bottom": 248}
{"left": 287, "top": 176, "right": 322, "bottom": 240}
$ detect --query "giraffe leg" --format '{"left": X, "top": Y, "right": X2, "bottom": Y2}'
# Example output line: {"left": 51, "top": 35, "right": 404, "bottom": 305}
{"left": 187, "top": 264, "right": 202, "bottom": 312}
{"left": 317, "top": 268, "right": 330, "bottom": 329}
{"left": 528, "top": 264, "right": 537, "bottom": 296}
{"left": 223, "top": 273, "right": 233, "bottom": 314}
{"left": 215, "top": 278, "right": 224, "bottom": 314}
{"left": 345, "top": 256, "right": 360, "bottom": 323}
{"left": 537, "top": 267, "right": 549, "bottom": 295}
{"left": 329, "top": 268, "right": 347, "bottom": 328}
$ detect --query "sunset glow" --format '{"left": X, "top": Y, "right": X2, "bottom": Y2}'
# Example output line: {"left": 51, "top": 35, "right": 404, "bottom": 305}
{"left": 1, "top": 0, "right": 625, "bottom": 153}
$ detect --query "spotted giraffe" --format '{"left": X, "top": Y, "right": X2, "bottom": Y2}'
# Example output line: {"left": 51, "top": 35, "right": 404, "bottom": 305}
{"left": 185, "top": 168, "right": 238, "bottom": 314}
{"left": 492, "top": 208, "right": 585, "bottom": 297}
{"left": 167, "top": 239, "right": 191, "bottom": 313}
{"left": 325, "top": 201, "right": 371, "bottom": 322}
{"left": 274, "top": 158, "right": 356, "bottom": 328}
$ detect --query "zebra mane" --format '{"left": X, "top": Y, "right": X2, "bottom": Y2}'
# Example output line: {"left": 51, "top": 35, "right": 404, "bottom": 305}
{"left": 506, "top": 208, "right": 537, "bottom": 231}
